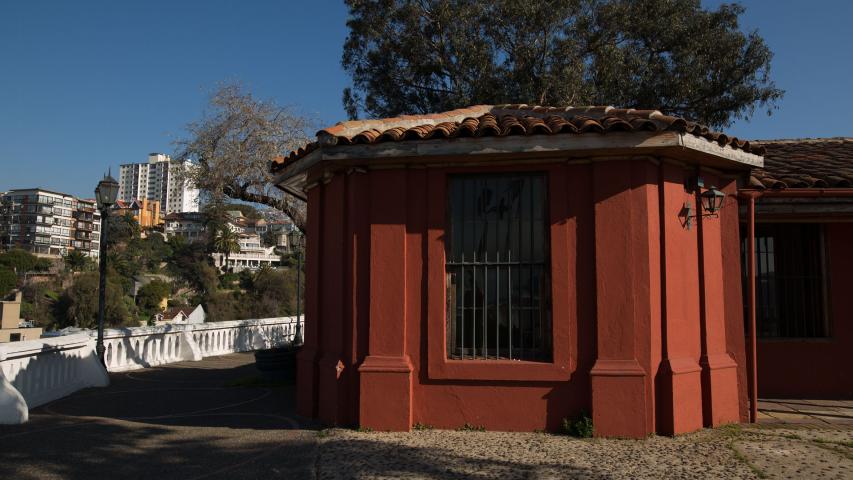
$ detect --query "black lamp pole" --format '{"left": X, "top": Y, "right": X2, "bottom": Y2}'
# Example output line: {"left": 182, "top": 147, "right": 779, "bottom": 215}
{"left": 95, "top": 207, "right": 109, "bottom": 363}
{"left": 94, "top": 173, "right": 119, "bottom": 365}
{"left": 294, "top": 231, "right": 303, "bottom": 345}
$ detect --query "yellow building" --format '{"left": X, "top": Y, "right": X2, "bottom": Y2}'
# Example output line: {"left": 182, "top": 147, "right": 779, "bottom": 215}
{"left": 113, "top": 198, "right": 162, "bottom": 228}
{"left": 1, "top": 291, "right": 42, "bottom": 342}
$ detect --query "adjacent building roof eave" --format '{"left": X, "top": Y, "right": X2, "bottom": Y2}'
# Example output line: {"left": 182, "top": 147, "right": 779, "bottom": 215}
{"left": 273, "top": 130, "right": 763, "bottom": 193}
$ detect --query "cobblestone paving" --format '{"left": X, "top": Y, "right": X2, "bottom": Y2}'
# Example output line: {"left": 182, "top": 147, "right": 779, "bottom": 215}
{"left": 1, "top": 353, "right": 850, "bottom": 479}
{"left": 316, "top": 424, "right": 853, "bottom": 480}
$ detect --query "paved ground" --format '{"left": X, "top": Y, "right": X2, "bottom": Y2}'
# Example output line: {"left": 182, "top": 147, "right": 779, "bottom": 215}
{"left": 758, "top": 398, "right": 853, "bottom": 426}
{"left": 0, "top": 352, "right": 850, "bottom": 479}
{"left": 0, "top": 353, "right": 318, "bottom": 480}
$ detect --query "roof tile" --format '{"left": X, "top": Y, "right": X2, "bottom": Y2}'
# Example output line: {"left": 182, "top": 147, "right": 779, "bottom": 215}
{"left": 749, "top": 138, "right": 853, "bottom": 189}
{"left": 270, "top": 104, "right": 765, "bottom": 172}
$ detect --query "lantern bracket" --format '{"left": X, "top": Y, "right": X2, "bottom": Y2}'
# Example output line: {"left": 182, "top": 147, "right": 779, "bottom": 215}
{"left": 684, "top": 181, "right": 726, "bottom": 231}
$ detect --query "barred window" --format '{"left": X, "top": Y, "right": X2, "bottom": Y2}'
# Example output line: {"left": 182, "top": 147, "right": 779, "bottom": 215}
{"left": 446, "top": 173, "right": 551, "bottom": 361}
{"left": 741, "top": 223, "right": 829, "bottom": 338}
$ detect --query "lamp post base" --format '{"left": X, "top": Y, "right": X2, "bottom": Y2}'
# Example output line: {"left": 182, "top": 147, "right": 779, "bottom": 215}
{"left": 95, "top": 343, "right": 106, "bottom": 365}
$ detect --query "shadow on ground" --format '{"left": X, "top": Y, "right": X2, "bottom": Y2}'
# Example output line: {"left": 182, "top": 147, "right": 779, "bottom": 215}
{"left": 0, "top": 353, "right": 318, "bottom": 480}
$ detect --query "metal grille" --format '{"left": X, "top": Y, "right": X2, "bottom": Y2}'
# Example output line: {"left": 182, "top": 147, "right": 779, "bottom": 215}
{"left": 741, "top": 223, "right": 828, "bottom": 338}
{"left": 445, "top": 174, "right": 552, "bottom": 361}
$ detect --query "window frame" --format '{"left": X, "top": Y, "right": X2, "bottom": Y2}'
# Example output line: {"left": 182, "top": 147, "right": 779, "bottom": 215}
{"left": 743, "top": 222, "right": 831, "bottom": 340}
{"left": 426, "top": 163, "right": 575, "bottom": 382}
{"left": 444, "top": 172, "right": 553, "bottom": 362}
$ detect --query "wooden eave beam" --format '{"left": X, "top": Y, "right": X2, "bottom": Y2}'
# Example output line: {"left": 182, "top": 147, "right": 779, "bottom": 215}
{"left": 273, "top": 131, "right": 764, "bottom": 193}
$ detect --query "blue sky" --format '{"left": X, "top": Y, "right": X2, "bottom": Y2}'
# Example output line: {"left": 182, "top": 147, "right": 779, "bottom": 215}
{"left": 0, "top": 0, "right": 851, "bottom": 198}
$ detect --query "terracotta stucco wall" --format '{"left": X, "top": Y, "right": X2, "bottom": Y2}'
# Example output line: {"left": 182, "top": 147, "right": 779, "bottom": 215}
{"left": 756, "top": 222, "right": 853, "bottom": 398}
{"left": 298, "top": 158, "right": 745, "bottom": 436}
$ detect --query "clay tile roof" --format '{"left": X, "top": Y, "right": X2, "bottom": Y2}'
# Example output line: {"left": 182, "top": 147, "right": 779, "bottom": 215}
{"left": 748, "top": 138, "right": 853, "bottom": 190}
{"left": 270, "top": 104, "right": 763, "bottom": 172}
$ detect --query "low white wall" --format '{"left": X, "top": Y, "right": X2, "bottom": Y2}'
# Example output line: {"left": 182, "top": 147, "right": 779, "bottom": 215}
{"left": 0, "top": 333, "right": 108, "bottom": 424}
{"left": 0, "top": 316, "right": 301, "bottom": 424}
{"left": 100, "top": 316, "right": 300, "bottom": 372}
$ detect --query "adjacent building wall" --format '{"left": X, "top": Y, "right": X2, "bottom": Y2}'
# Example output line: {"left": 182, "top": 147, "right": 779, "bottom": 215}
{"left": 118, "top": 154, "right": 199, "bottom": 214}
{"left": 756, "top": 222, "right": 853, "bottom": 398}
{"left": 0, "top": 189, "right": 101, "bottom": 258}
{"left": 1, "top": 292, "right": 42, "bottom": 343}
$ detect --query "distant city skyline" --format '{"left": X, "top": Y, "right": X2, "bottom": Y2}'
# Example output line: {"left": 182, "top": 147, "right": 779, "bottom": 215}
{"left": 1, "top": 0, "right": 852, "bottom": 197}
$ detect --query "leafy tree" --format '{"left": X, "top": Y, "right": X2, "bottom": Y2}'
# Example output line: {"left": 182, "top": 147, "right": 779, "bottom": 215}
{"left": 341, "top": 0, "right": 782, "bottom": 128}
{"left": 136, "top": 279, "right": 172, "bottom": 316}
{"left": 0, "top": 266, "right": 15, "bottom": 298}
{"left": 56, "top": 272, "right": 134, "bottom": 329}
{"left": 106, "top": 212, "right": 141, "bottom": 247}
{"left": 261, "top": 228, "right": 279, "bottom": 248}
{"left": 175, "top": 83, "right": 312, "bottom": 230}
{"left": 134, "top": 234, "right": 173, "bottom": 273}
{"left": 105, "top": 255, "right": 140, "bottom": 293}
{"left": 248, "top": 267, "right": 297, "bottom": 318}
{"left": 204, "top": 290, "right": 251, "bottom": 323}
{"left": 166, "top": 239, "right": 219, "bottom": 296}
{"left": 0, "top": 249, "right": 52, "bottom": 273}
{"left": 20, "top": 282, "right": 60, "bottom": 329}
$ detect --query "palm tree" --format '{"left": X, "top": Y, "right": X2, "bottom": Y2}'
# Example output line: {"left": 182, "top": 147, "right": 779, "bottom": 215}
{"left": 63, "top": 250, "right": 92, "bottom": 272}
{"left": 213, "top": 227, "right": 240, "bottom": 273}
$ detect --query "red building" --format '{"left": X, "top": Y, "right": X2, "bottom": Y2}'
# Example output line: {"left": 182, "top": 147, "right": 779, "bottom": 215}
{"left": 271, "top": 105, "right": 846, "bottom": 438}
{"left": 742, "top": 138, "right": 853, "bottom": 399}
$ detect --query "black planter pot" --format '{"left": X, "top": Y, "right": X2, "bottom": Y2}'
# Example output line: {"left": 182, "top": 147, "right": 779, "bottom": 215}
{"left": 254, "top": 345, "right": 300, "bottom": 384}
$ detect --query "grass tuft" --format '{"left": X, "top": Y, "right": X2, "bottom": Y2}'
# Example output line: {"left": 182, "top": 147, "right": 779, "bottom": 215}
{"left": 456, "top": 423, "right": 486, "bottom": 432}
{"left": 560, "top": 412, "right": 594, "bottom": 438}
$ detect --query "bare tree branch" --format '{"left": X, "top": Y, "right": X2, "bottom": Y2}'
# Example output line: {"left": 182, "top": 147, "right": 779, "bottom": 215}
{"left": 174, "top": 82, "right": 313, "bottom": 231}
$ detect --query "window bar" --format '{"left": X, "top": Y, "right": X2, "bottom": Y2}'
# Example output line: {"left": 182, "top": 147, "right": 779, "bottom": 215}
{"left": 460, "top": 251, "right": 465, "bottom": 359}
{"left": 819, "top": 227, "right": 829, "bottom": 337}
{"left": 483, "top": 250, "right": 487, "bottom": 359}
{"left": 472, "top": 250, "right": 477, "bottom": 359}
{"left": 801, "top": 231, "right": 809, "bottom": 337}
{"left": 508, "top": 249, "right": 512, "bottom": 359}
{"left": 517, "top": 192, "right": 524, "bottom": 357}
{"left": 527, "top": 186, "right": 536, "bottom": 350}
{"left": 496, "top": 250, "right": 500, "bottom": 359}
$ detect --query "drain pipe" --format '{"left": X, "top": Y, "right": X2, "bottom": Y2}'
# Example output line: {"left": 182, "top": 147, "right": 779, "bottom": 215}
{"left": 740, "top": 190, "right": 761, "bottom": 423}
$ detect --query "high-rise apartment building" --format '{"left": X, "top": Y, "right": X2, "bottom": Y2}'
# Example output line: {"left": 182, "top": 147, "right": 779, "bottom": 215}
{"left": 118, "top": 153, "right": 200, "bottom": 214}
{"left": 0, "top": 188, "right": 101, "bottom": 258}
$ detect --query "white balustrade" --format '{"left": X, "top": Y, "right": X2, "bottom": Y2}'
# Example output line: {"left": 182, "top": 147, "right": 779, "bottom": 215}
{"left": 0, "top": 316, "right": 301, "bottom": 424}
{"left": 100, "top": 316, "right": 300, "bottom": 372}
{"left": 0, "top": 333, "right": 108, "bottom": 424}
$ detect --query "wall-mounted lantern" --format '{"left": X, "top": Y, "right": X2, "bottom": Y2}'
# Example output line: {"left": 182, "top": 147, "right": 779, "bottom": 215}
{"left": 700, "top": 187, "right": 726, "bottom": 215}
{"left": 684, "top": 177, "right": 725, "bottom": 230}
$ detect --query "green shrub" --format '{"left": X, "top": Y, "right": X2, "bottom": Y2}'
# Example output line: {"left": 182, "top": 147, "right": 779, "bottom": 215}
{"left": 456, "top": 423, "right": 486, "bottom": 432}
{"left": 561, "top": 412, "right": 594, "bottom": 438}
{"left": 413, "top": 423, "right": 434, "bottom": 430}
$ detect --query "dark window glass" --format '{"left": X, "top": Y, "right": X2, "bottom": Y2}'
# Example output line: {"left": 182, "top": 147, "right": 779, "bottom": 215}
{"left": 741, "top": 223, "right": 828, "bottom": 338}
{"left": 446, "top": 173, "right": 551, "bottom": 361}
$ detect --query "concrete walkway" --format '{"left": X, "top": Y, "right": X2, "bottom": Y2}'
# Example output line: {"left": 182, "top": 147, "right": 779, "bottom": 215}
{"left": 1, "top": 353, "right": 850, "bottom": 479}
{"left": 0, "top": 353, "right": 318, "bottom": 480}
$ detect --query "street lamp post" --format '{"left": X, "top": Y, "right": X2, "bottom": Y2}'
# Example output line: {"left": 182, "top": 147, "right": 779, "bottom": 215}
{"left": 289, "top": 229, "right": 305, "bottom": 345}
{"left": 94, "top": 173, "right": 119, "bottom": 365}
